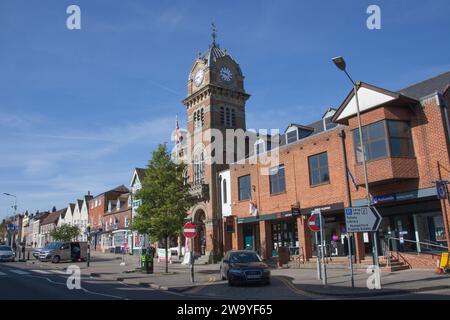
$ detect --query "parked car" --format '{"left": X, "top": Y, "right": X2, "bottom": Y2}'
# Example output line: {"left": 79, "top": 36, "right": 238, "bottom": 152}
{"left": 32, "top": 248, "right": 43, "bottom": 259}
{"left": 220, "top": 250, "right": 271, "bottom": 286}
{"left": 0, "top": 245, "right": 15, "bottom": 262}
{"left": 39, "top": 241, "right": 87, "bottom": 263}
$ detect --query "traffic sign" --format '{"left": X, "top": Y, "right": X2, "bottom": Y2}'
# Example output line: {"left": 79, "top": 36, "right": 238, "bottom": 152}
{"left": 344, "top": 206, "right": 382, "bottom": 232}
{"left": 183, "top": 222, "right": 197, "bottom": 239}
{"left": 308, "top": 214, "right": 320, "bottom": 233}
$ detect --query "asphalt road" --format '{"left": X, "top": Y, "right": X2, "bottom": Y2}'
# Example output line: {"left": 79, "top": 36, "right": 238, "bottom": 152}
{"left": 1, "top": 261, "right": 449, "bottom": 300}
{"left": 0, "top": 261, "right": 194, "bottom": 300}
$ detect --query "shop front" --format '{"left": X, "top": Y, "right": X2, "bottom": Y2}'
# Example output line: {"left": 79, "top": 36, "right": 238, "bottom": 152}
{"left": 354, "top": 187, "right": 448, "bottom": 256}
{"left": 237, "top": 211, "right": 301, "bottom": 259}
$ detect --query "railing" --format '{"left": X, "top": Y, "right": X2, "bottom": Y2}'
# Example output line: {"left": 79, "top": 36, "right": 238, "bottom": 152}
{"left": 385, "top": 236, "right": 448, "bottom": 268}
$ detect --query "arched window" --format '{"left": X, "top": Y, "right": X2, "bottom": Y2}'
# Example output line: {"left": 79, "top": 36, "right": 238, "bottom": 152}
{"left": 222, "top": 179, "right": 227, "bottom": 204}
{"left": 194, "top": 149, "right": 205, "bottom": 184}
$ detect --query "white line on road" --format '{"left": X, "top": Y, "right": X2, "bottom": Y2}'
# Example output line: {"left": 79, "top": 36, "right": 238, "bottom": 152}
{"left": 48, "top": 270, "right": 67, "bottom": 274}
{"left": 9, "top": 269, "right": 30, "bottom": 275}
{"left": 31, "top": 270, "right": 52, "bottom": 274}
{"left": 26, "top": 275, "right": 128, "bottom": 300}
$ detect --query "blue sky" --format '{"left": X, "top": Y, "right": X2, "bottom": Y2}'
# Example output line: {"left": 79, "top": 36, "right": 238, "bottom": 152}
{"left": 1, "top": 0, "right": 449, "bottom": 219}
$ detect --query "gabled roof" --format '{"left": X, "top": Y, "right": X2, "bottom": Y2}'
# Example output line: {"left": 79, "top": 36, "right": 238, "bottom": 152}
{"left": 332, "top": 82, "right": 418, "bottom": 124}
{"left": 399, "top": 71, "right": 450, "bottom": 100}
{"left": 285, "top": 123, "right": 315, "bottom": 133}
{"left": 41, "top": 208, "right": 66, "bottom": 226}
{"left": 130, "top": 168, "right": 146, "bottom": 188}
{"left": 76, "top": 200, "right": 83, "bottom": 210}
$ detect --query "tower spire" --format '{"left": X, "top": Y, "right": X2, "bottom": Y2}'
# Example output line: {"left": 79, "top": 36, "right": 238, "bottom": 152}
{"left": 211, "top": 22, "right": 217, "bottom": 46}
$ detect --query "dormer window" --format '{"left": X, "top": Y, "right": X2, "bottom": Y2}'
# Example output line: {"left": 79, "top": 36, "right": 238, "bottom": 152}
{"left": 254, "top": 139, "right": 266, "bottom": 155}
{"left": 286, "top": 129, "right": 298, "bottom": 144}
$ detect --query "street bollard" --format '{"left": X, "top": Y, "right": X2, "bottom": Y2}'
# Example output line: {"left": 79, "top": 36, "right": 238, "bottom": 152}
{"left": 27, "top": 251, "right": 30, "bottom": 261}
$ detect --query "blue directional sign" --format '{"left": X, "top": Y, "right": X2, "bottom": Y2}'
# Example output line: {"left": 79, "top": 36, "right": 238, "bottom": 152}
{"left": 345, "top": 206, "right": 382, "bottom": 232}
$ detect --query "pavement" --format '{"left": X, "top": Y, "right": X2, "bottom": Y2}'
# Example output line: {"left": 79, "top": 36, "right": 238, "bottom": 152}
{"left": 9, "top": 251, "right": 450, "bottom": 300}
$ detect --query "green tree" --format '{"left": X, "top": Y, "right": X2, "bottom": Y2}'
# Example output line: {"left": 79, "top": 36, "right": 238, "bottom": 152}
{"left": 133, "top": 144, "right": 194, "bottom": 273}
{"left": 50, "top": 224, "right": 81, "bottom": 242}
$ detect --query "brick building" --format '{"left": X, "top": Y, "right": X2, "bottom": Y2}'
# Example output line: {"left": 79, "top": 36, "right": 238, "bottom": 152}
{"left": 88, "top": 185, "right": 130, "bottom": 251}
{"left": 219, "top": 71, "right": 450, "bottom": 268}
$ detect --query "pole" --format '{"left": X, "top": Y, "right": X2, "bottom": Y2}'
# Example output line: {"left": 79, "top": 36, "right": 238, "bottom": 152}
{"left": 347, "top": 234, "right": 355, "bottom": 289}
{"left": 351, "top": 78, "right": 380, "bottom": 287}
{"left": 315, "top": 231, "right": 321, "bottom": 280}
{"left": 190, "top": 237, "right": 195, "bottom": 282}
{"left": 318, "top": 210, "right": 327, "bottom": 286}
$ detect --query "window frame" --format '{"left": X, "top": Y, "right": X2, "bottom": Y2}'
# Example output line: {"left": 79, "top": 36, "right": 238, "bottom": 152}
{"left": 269, "top": 165, "right": 286, "bottom": 195}
{"left": 353, "top": 120, "right": 414, "bottom": 163}
{"left": 308, "top": 152, "right": 330, "bottom": 186}
{"left": 238, "top": 175, "right": 251, "bottom": 201}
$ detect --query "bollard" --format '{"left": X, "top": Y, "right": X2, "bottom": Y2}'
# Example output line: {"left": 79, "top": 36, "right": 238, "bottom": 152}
{"left": 27, "top": 251, "right": 30, "bottom": 261}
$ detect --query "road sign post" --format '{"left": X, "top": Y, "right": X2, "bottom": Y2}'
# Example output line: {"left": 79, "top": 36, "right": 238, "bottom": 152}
{"left": 183, "top": 222, "right": 197, "bottom": 283}
{"left": 317, "top": 210, "right": 327, "bottom": 286}
{"left": 345, "top": 206, "right": 382, "bottom": 289}
{"left": 308, "top": 212, "right": 321, "bottom": 280}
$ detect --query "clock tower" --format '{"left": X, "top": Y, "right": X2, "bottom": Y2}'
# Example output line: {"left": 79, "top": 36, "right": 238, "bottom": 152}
{"left": 182, "top": 26, "right": 250, "bottom": 262}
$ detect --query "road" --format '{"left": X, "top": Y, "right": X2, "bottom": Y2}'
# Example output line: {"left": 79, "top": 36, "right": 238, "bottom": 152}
{"left": 0, "top": 261, "right": 195, "bottom": 300}
{"left": 1, "top": 261, "right": 449, "bottom": 300}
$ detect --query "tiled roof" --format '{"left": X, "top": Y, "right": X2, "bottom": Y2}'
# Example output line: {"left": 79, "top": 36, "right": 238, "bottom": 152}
{"left": 41, "top": 208, "right": 66, "bottom": 226}
{"left": 135, "top": 168, "right": 146, "bottom": 182}
{"left": 399, "top": 71, "right": 450, "bottom": 100}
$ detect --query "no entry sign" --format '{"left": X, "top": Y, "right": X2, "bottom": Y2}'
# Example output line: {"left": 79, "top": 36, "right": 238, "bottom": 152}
{"left": 308, "top": 214, "right": 320, "bottom": 232}
{"left": 183, "top": 222, "right": 197, "bottom": 239}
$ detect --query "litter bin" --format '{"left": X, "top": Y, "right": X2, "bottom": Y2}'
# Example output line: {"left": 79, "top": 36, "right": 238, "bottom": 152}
{"left": 141, "top": 254, "right": 154, "bottom": 274}
{"left": 277, "top": 246, "right": 289, "bottom": 267}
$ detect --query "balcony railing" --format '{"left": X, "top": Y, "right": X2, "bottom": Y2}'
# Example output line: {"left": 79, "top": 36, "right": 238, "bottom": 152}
{"left": 189, "top": 183, "right": 209, "bottom": 200}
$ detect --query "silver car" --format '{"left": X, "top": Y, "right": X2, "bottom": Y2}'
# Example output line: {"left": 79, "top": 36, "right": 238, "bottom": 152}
{"left": 0, "top": 245, "right": 15, "bottom": 262}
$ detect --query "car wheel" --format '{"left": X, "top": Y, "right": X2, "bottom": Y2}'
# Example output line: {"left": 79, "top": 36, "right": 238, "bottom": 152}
{"left": 52, "top": 256, "right": 60, "bottom": 264}
{"left": 227, "top": 273, "right": 234, "bottom": 286}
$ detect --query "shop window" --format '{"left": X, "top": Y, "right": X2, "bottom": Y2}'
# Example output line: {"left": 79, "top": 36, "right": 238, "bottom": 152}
{"left": 269, "top": 165, "right": 286, "bottom": 194}
{"left": 238, "top": 175, "right": 251, "bottom": 201}
{"left": 308, "top": 152, "right": 330, "bottom": 185}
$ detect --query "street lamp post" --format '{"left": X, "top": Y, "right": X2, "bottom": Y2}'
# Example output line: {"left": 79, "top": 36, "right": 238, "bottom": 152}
{"left": 331, "top": 57, "right": 380, "bottom": 276}
{"left": 3, "top": 193, "right": 17, "bottom": 248}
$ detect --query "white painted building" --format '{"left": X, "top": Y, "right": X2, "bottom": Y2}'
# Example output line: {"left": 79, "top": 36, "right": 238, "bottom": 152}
{"left": 130, "top": 167, "right": 146, "bottom": 255}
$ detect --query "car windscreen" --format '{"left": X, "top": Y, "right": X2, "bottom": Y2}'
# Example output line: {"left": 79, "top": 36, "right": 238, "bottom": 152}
{"left": 230, "top": 252, "right": 262, "bottom": 263}
{"left": 0, "top": 246, "right": 12, "bottom": 251}
{"left": 44, "top": 242, "right": 62, "bottom": 250}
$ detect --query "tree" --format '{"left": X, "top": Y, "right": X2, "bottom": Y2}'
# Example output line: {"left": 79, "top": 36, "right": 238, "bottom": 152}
{"left": 133, "top": 144, "right": 194, "bottom": 273}
{"left": 49, "top": 224, "right": 81, "bottom": 242}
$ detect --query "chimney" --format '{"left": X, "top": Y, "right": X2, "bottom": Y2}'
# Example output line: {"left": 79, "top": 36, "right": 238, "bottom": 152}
{"left": 88, "top": 191, "right": 91, "bottom": 196}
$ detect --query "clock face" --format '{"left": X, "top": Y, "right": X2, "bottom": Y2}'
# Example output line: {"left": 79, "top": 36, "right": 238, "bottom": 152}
{"left": 220, "top": 66, "right": 233, "bottom": 82}
{"left": 194, "top": 69, "right": 204, "bottom": 87}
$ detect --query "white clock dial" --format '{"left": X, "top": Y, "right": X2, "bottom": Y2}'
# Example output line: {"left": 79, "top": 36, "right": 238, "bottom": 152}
{"left": 220, "top": 67, "right": 233, "bottom": 82}
{"left": 194, "top": 69, "right": 204, "bottom": 87}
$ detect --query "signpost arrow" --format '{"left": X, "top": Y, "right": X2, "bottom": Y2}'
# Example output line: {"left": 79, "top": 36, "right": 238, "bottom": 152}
{"left": 344, "top": 206, "right": 382, "bottom": 233}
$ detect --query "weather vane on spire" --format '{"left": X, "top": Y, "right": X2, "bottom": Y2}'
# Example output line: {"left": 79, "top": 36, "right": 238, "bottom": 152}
{"left": 211, "top": 22, "right": 217, "bottom": 45}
